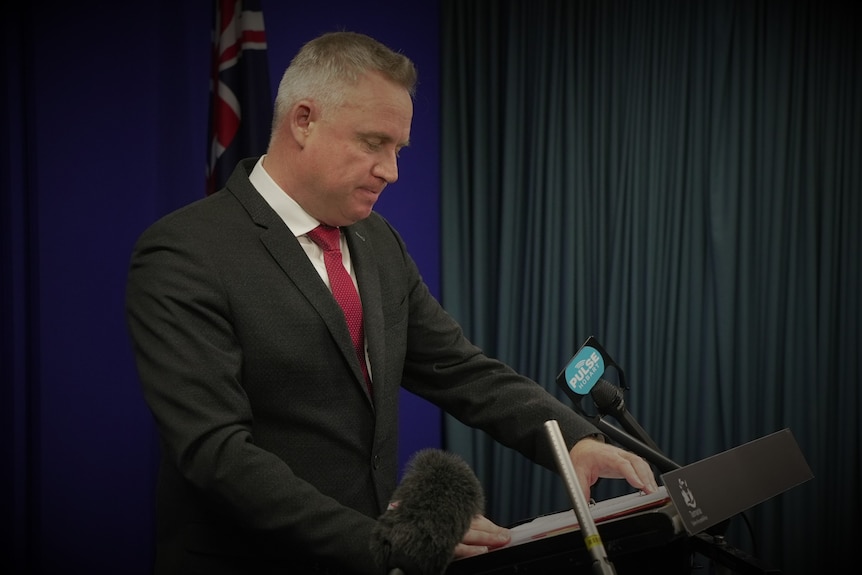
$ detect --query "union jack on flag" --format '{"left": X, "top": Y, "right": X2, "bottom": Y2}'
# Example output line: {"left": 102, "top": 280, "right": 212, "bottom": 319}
{"left": 206, "top": 0, "right": 273, "bottom": 195}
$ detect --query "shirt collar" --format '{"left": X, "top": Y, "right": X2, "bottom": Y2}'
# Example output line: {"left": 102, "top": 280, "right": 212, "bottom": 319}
{"left": 249, "top": 155, "right": 319, "bottom": 237}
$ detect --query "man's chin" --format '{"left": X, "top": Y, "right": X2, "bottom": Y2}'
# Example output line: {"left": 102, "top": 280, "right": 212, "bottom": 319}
{"left": 353, "top": 200, "right": 377, "bottom": 221}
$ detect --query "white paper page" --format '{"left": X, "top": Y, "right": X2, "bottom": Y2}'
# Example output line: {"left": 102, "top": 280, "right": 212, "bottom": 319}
{"left": 502, "top": 486, "right": 670, "bottom": 549}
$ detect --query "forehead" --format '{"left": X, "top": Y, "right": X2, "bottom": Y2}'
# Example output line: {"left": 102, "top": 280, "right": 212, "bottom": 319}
{"left": 331, "top": 72, "right": 413, "bottom": 144}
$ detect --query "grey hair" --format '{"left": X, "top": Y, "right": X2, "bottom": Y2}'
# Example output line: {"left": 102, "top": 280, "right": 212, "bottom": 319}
{"left": 272, "top": 31, "right": 417, "bottom": 132}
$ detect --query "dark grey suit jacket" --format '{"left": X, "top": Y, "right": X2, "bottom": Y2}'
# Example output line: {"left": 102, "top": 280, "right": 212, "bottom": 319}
{"left": 126, "top": 158, "right": 598, "bottom": 574}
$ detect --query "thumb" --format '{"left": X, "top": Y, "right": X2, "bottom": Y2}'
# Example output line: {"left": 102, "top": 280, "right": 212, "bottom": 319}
{"left": 579, "top": 477, "right": 591, "bottom": 501}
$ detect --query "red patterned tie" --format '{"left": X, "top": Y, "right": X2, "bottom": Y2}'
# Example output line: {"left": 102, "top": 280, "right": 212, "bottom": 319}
{"left": 306, "top": 225, "right": 370, "bottom": 390}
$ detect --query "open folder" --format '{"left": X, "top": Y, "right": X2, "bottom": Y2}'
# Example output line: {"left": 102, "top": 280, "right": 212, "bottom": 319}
{"left": 501, "top": 487, "right": 671, "bottom": 549}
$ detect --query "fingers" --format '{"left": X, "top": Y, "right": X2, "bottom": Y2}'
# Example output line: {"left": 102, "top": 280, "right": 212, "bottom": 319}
{"left": 570, "top": 438, "right": 659, "bottom": 497}
{"left": 626, "top": 450, "right": 659, "bottom": 494}
{"left": 579, "top": 477, "right": 592, "bottom": 501}
{"left": 453, "top": 542, "right": 492, "bottom": 559}
{"left": 452, "top": 514, "right": 511, "bottom": 559}
{"left": 611, "top": 453, "right": 656, "bottom": 494}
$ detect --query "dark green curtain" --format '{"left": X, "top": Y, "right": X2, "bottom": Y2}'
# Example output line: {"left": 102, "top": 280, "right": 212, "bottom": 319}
{"left": 439, "top": 1, "right": 860, "bottom": 573}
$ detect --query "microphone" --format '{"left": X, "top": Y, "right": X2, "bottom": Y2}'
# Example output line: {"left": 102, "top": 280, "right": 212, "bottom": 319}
{"left": 370, "top": 448, "right": 485, "bottom": 575}
{"left": 556, "top": 337, "right": 680, "bottom": 473}
{"left": 590, "top": 378, "right": 664, "bottom": 454}
{"left": 545, "top": 419, "right": 618, "bottom": 575}
{"left": 591, "top": 379, "right": 681, "bottom": 473}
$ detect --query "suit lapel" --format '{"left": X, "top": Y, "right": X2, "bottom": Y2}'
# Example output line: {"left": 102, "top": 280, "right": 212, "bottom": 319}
{"left": 265, "top": 226, "right": 373, "bottom": 401}
{"left": 344, "top": 223, "right": 384, "bottom": 398}
{"left": 226, "top": 160, "right": 373, "bottom": 402}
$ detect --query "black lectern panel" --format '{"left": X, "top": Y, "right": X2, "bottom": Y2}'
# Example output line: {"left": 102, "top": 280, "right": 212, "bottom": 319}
{"left": 446, "top": 503, "right": 688, "bottom": 575}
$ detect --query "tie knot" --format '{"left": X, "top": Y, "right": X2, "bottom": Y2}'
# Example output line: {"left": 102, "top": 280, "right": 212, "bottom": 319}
{"left": 307, "top": 225, "right": 341, "bottom": 253}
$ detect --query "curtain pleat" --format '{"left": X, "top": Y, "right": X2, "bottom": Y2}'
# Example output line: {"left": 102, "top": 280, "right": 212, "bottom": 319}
{"left": 440, "top": 1, "right": 861, "bottom": 572}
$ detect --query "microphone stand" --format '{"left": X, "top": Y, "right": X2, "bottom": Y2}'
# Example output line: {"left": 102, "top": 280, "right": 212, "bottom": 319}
{"left": 589, "top": 400, "right": 768, "bottom": 574}
{"left": 590, "top": 415, "right": 681, "bottom": 474}
{"left": 589, "top": 379, "right": 673, "bottom": 456}
{"left": 545, "top": 420, "right": 618, "bottom": 575}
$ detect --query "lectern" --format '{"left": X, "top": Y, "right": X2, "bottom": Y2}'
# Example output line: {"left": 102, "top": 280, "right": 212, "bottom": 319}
{"left": 446, "top": 429, "right": 812, "bottom": 575}
{"left": 446, "top": 493, "right": 688, "bottom": 575}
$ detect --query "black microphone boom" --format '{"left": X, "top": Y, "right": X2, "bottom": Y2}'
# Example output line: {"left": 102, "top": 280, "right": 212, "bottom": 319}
{"left": 590, "top": 379, "right": 680, "bottom": 473}
{"left": 590, "top": 416, "right": 681, "bottom": 474}
{"left": 555, "top": 339, "right": 681, "bottom": 472}
{"left": 370, "top": 448, "right": 485, "bottom": 575}
{"left": 590, "top": 379, "right": 663, "bottom": 453}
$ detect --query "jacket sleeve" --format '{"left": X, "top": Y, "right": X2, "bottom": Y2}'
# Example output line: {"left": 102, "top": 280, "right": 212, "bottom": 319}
{"left": 368, "top": 216, "right": 601, "bottom": 471}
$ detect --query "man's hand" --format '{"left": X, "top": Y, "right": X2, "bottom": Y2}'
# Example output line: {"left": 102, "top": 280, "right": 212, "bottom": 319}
{"left": 449, "top": 438, "right": 657, "bottom": 561}
{"left": 452, "top": 514, "right": 511, "bottom": 559}
{"left": 569, "top": 436, "right": 658, "bottom": 500}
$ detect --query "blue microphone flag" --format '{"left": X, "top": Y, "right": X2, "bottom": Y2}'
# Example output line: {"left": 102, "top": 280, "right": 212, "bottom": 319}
{"left": 556, "top": 336, "right": 626, "bottom": 410}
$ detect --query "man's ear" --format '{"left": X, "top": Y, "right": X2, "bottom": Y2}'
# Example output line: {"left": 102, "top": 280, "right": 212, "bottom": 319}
{"left": 290, "top": 101, "right": 315, "bottom": 147}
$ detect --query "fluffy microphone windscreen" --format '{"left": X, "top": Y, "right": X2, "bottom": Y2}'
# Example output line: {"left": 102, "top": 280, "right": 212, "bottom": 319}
{"left": 370, "top": 448, "right": 485, "bottom": 575}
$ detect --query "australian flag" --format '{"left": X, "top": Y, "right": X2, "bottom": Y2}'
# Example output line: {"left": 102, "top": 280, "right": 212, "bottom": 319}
{"left": 206, "top": 0, "right": 273, "bottom": 195}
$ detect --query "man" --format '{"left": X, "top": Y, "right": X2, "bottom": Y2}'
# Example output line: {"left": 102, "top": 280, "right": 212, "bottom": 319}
{"left": 126, "top": 31, "right": 657, "bottom": 575}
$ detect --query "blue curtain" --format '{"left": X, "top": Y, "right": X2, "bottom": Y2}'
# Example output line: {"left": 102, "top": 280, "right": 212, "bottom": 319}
{"left": 440, "top": 1, "right": 860, "bottom": 573}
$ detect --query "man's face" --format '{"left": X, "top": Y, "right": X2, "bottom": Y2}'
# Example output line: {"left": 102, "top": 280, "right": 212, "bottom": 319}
{"left": 301, "top": 71, "right": 413, "bottom": 227}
